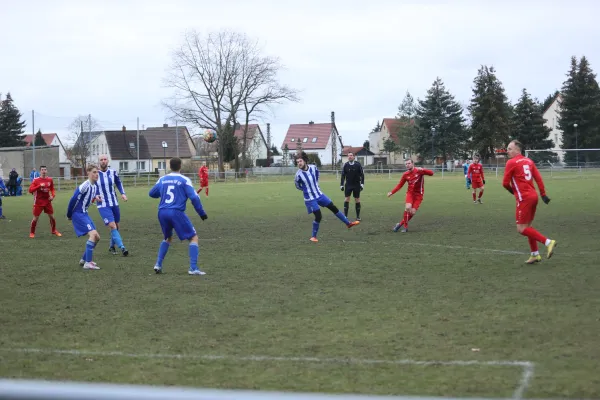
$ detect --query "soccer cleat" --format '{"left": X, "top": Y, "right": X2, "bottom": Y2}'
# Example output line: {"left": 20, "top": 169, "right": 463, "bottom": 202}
{"left": 357, "top": 218, "right": 361, "bottom": 222}
{"left": 401, "top": 227, "right": 408, "bottom": 233}
{"left": 546, "top": 240, "right": 557, "bottom": 259}
{"left": 473, "top": 201, "right": 477, "bottom": 204}
{"left": 309, "top": 237, "right": 318, "bottom": 242}
{"left": 121, "top": 247, "right": 129, "bottom": 257}
{"left": 109, "top": 246, "right": 117, "bottom": 255}
{"left": 393, "top": 223, "right": 401, "bottom": 232}
{"left": 525, "top": 255, "right": 542, "bottom": 264}
{"left": 188, "top": 268, "right": 206, "bottom": 276}
{"left": 83, "top": 261, "right": 100, "bottom": 270}
{"left": 52, "top": 231, "right": 62, "bottom": 237}
{"left": 478, "top": 199, "right": 483, "bottom": 204}
{"left": 29, "top": 233, "right": 35, "bottom": 238}
{"left": 79, "top": 258, "right": 85, "bottom": 266}
{"left": 153, "top": 265, "right": 162, "bottom": 274}
{"left": 347, "top": 221, "right": 360, "bottom": 229}
{"left": 0, "top": 215, "right": 6, "bottom": 219}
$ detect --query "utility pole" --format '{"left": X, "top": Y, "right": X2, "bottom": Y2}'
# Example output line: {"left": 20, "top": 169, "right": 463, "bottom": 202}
{"left": 32, "top": 110, "right": 35, "bottom": 171}
{"left": 266, "top": 123, "right": 271, "bottom": 167}
{"left": 137, "top": 117, "right": 140, "bottom": 176}
{"left": 331, "top": 111, "right": 337, "bottom": 169}
{"left": 176, "top": 120, "right": 179, "bottom": 157}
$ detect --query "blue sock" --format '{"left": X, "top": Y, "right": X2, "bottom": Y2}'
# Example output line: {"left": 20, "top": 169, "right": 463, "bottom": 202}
{"left": 312, "top": 221, "right": 320, "bottom": 237}
{"left": 156, "top": 240, "right": 170, "bottom": 267}
{"left": 85, "top": 240, "right": 96, "bottom": 262}
{"left": 335, "top": 211, "right": 350, "bottom": 225}
{"left": 110, "top": 229, "right": 124, "bottom": 249}
{"left": 0, "top": 206, "right": 3, "bottom": 217}
{"left": 189, "top": 242, "right": 199, "bottom": 270}
{"left": 109, "top": 235, "right": 115, "bottom": 248}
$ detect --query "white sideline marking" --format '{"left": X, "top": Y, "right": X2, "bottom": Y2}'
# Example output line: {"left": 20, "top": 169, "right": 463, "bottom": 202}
{"left": 1, "top": 348, "right": 534, "bottom": 400}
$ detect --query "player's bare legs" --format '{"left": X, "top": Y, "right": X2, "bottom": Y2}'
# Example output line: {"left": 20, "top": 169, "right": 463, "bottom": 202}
{"left": 517, "top": 223, "right": 556, "bottom": 262}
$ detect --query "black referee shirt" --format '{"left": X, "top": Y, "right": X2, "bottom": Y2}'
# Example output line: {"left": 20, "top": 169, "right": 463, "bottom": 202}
{"left": 340, "top": 161, "right": 364, "bottom": 187}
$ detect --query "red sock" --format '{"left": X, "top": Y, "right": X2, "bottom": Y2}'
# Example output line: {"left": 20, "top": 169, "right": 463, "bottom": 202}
{"left": 521, "top": 227, "right": 547, "bottom": 244}
{"left": 403, "top": 211, "right": 410, "bottom": 228}
{"left": 50, "top": 217, "right": 56, "bottom": 232}
{"left": 528, "top": 236, "right": 538, "bottom": 253}
{"left": 478, "top": 190, "right": 484, "bottom": 199}
{"left": 472, "top": 192, "right": 476, "bottom": 201}
{"left": 30, "top": 219, "right": 37, "bottom": 234}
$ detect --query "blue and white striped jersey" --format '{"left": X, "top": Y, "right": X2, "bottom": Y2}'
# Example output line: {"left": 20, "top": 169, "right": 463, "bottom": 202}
{"left": 294, "top": 165, "right": 324, "bottom": 201}
{"left": 96, "top": 168, "right": 125, "bottom": 208}
{"left": 67, "top": 180, "right": 100, "bottom": 217}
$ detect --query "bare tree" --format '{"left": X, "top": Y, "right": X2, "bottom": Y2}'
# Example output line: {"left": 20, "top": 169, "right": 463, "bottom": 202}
{"left": 163, "top": 30, "right": 299, "bottom": 177}
{"left": 66, "top": 115, "right": 102, "bottom": 175}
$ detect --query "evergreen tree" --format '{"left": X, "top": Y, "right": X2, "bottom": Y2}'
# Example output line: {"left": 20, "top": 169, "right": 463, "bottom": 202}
{"left": 34, "top": 129, "right": 46, "bottom": 146}
{"left": 363, "top": 140, "right": 370, "bottom": 150}
{"left": 371, "top": 120, "right": 381, "bottom": 132}
{"left": 395, "top": 91, "right": 418, "bottom": 157}
{"left": 220, "top": 121, "right": 239, "bottom": 163}
{"left": 270, "top": 145, "right": 280, "bottom": 156}
{"left": 468, "top": 66, "right": 512, "bottom": 161}
{"left": 557, "top": 56, "right": 600, "bottom": 164}
{"left": 511, "top": 88, "right": 557, "bottom": 164}
{"left": 0, "top": 92, "right": 27, "bottom": 147}
{"left": 542, "top": 90, "right": 560, "bottom": 112}
{"left": 414, "top": 77, "right": 467, "bottom": 163}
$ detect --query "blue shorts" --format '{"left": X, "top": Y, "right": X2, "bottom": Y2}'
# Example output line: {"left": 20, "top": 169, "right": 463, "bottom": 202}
{"left": 98, "top": 205, "right": 121, "bottom": 226}
{"left": 158, "top": 209, "right": 197, "bottom": 241}
{"left": 304, "top": 194, "right": 332, "bottom": 214}
{"left": 71, "top": 213, "right": 96, "bottom": 237}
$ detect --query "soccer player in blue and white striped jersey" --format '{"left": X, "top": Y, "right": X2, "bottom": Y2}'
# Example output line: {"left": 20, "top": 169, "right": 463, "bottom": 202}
{"left": 67, "top": 165, "right": 102, "bottom": 270}
{"left": 294, "top": 152, "right": 359, "bottom": 242}
{"left": 97, "top": 155, "right": 129, "bottom": 256}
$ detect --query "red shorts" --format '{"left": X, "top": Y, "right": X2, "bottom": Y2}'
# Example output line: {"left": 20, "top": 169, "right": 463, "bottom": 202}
{"left": 405, "top": 192, "right": 423, "bottom": 210}
{"left": 471, "top": 180, "right": 484, "bottom": 189}
{"left": 33, "top": 203, "right": 54, "bottom": 217}
{"left": 515, "top": 196, "right": 538, "bottom": 224}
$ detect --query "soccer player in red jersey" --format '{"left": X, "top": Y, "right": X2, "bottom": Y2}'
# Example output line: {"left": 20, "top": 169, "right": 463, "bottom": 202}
{"left": 468, "top": 154, "right": 486, "bottom": 204}
{"left": 502, "top": 140, "right": 556, "bottom": 263}
{"left": 28, "top": 165, "right": 62, "bottom": 238}
{"left": 387, "top": 159, "right": 434, "bottom": 232}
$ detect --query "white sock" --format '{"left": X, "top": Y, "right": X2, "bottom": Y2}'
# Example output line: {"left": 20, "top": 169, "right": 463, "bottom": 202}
{"left": 545, "top": 239, "right": 552, "bottom": 246}
{"left": 532, "top": 251, "right": 540, "bottom": 256}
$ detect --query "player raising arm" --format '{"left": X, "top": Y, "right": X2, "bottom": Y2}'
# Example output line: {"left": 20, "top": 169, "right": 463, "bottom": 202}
{"left": 149, "top": 157, "right": 208, "bottom": 275}
{"left": 387, "top": 159, "right": 434, "bottom": 233}
{"left": 468, "top": 155, "right": 485, "bottom": 203}
{"left": 66, "top": 165, "right": 102, "bottom": 270}
{"left": 28, "top": 165, "right": 62, "bottom": 238}
{"left": 502, "top": 140, "right": 556, "bottom": 264}
{"left": 295, "top": 151, "right": 359, "bottom": 243}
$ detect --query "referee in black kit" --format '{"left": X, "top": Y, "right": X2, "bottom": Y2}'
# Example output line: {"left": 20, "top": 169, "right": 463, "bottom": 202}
{"left": 340, "top": 151, "right": 364, "bottom": 221}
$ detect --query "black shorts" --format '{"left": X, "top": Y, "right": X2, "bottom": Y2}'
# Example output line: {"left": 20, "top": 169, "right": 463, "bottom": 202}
{"left": 344, "top": 186, "right": 361, "bottom": 198}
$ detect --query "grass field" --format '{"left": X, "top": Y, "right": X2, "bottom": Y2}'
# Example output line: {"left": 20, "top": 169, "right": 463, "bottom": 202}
{"left": 1, "top": 172, "right": 599, "bottom": 399}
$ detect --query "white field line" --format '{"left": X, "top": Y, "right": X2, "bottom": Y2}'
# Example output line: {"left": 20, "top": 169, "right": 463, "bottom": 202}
{"left": 0, "top": 348, "right": 534, "bottom": 400}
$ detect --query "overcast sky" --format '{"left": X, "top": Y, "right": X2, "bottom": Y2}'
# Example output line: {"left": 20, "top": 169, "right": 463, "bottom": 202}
{"left": 1, "top": 0, "right": 598, "bottom": 149}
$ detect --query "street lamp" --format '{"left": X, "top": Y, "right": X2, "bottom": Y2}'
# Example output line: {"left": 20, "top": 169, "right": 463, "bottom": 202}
{"left": 573, "top": 123, "right": 578, "bottom": 167}
{"left": 162, "top": 141, "right": 168, "bottom": 172}
{"left": 431, "top": 127, "right": 436, "bottom": 166}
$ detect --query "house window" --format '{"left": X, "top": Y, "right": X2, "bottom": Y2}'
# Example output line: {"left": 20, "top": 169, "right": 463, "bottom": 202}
{"left": 311, "top": 137, "right": 317, "bottom": 143}
{"left": 403, "top": 153, "right": 408, "bottom": 159}
{"left": 291, "top": 138, "right": 295, "bottom": 142}
{"left": 302, "top": 137, "right": 308, "bottom": 143}
{"left": 136, "top": 161, "right": 146, "bottom": 171}
{"left": 119, "top": 161, "right": 129, "bottom": 171}
{"left": 157, "top": 161, "right": 166, "bottom": 170}
{"left": 129, "top": 142, "right": 135, "bottom": 149}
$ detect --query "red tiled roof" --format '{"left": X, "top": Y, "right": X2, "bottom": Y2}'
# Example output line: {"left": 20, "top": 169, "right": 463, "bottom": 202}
{"left": 342, "top": 146, "right": 364, "bottom": 156}
{"left": 24, "top": 133, "right": 57, "bottom": 146}
{"left": 381, "top": 118, "right": 414, "bottom": 142}
{"left": 281, "top": 123, "right": 338, "bottom": 150}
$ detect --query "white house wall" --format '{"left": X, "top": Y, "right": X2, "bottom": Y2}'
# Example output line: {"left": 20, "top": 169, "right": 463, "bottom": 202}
{"left": 543, "top": 99, "right": 563, "bottom": 152}
{"left": 111, "top": 158, "right": 152, "bottom": 173}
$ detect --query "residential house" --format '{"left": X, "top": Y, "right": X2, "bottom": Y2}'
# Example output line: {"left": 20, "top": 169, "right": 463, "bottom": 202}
{"left": 280, "top": 120, "right": 343, "bottom": 165}
{"left": 144, "top": 124, "right": 197, "bottom": 171}
{"left": 233, "top": 123, "right": 269, "bottom": 166}
{"left": 341, "top": 146, "right": 375, "bottom": 165}
{"left": 24, "top": 133, "right": 72, "bottom": 178}
{"left": 542, "top": 92, "right": 564, "bottom": 161}
{"left": 368, "top": 118, "right": 417, "bottom": 165}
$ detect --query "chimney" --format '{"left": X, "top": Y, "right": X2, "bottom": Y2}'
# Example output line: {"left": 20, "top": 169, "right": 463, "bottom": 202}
{"left": 331, "top": 111, "right": 335, "bottom": 124}
{"left": 309, "top": 121, "right": 314, "bottom": 125}
{"left": 266, "top": 123, "right": 271, "bottom": 148}
{"left": 163, "top": 123, "right": 168, "bottom": 128}
{"left": 122, "top": 125, "right": 126, "bottom": 131}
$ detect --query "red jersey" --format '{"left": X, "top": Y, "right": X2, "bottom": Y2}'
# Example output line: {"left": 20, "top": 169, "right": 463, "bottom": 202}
{"left": 28, "top": 177, "right": 56, "bottom": 206}
{"left": 390, "top": 168, "right": 434, "bottom": 195}
{"left": 467, "top": 162, "right": 485, "bottom": 182}
{"left": 502, "top": 155, "right": 546, "bottom": 201}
